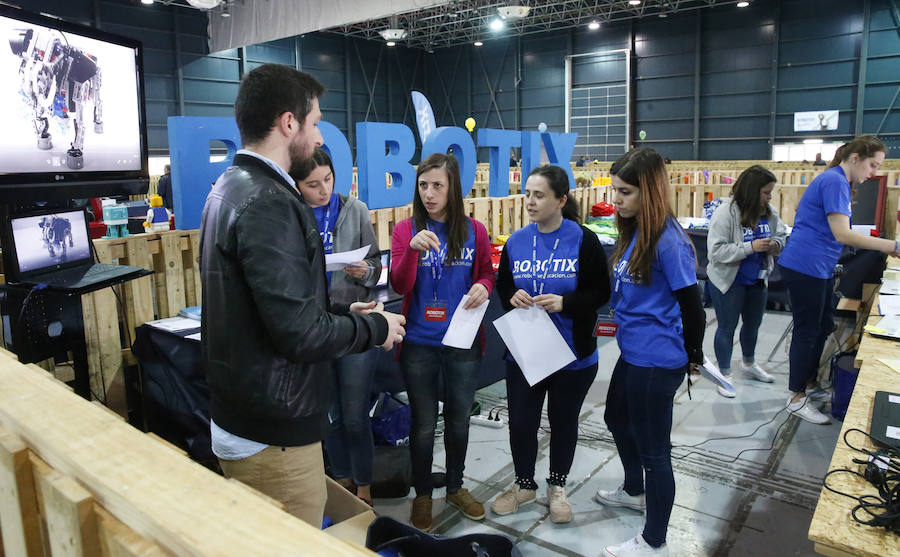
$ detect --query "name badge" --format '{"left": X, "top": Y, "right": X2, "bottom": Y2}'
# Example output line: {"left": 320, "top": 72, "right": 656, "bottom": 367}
{"left": 594, "top": 314, "right": 618, "bottom": 337}
{"left": 424, "top": 300, "right": 448, "bottom": 322}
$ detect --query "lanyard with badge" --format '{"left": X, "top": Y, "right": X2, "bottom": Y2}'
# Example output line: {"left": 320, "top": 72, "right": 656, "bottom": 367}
{"left": 595, "top": 255, "right": 625, "bottom": 338}
{"left": 316, "top": 203, "right": 332, "bottom": 247}
{"left": 423, "top": 221, "right": 449, "bottom": 322}
{"left": 531, "top": 229, "right": 559, "bottom": 296}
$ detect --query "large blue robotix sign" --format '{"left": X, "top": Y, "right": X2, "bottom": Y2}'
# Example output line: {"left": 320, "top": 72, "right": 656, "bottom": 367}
{"left": 167, "top": 116, "right": 578, "bottom": 230}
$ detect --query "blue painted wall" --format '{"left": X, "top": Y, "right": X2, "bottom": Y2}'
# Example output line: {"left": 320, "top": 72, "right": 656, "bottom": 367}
{"left": 24, "top": 0, "right": 900, "bottom": 160}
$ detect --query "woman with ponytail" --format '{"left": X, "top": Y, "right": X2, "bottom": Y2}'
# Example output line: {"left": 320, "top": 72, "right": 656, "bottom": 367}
{"left": 491, "top": 165, "right": 610, "bottom": 523}
{"left": 778, "top": 135, "right": 899, "bottom": 425}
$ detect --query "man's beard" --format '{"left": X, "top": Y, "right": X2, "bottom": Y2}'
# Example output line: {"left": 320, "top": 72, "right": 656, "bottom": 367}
{"left": 287, "top": 137, "right": 312, "bottom": 176}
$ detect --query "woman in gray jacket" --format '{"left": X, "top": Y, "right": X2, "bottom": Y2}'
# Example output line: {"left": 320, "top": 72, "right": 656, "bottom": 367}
{"left": 292, "top": 148, "right": 381, "bottom": 505}
{"left": 707, "top": 166, "right": 787, "bottom": 396}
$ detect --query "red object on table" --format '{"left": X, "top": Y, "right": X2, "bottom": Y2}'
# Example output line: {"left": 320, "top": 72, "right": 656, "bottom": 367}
{"left": 490, "top": 243, "right": 504, "bottom": 273}
{"left": 591, "top": 202, "right": 615, "bottom": 217}
{"left": 88, "top": 197, "right": 107, "bottom": 239}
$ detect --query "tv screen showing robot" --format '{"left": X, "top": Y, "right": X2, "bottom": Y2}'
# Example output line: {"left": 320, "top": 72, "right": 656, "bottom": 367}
{"left": 11, "top": 210, "right": 91, "bottom": 273}
{"left": 0, "top": 14, "right": 143, "bottom": 174}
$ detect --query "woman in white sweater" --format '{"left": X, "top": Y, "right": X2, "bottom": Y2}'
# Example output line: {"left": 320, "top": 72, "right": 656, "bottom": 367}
{"left": 707, "top": 166, "right": 787, "bottom": 396}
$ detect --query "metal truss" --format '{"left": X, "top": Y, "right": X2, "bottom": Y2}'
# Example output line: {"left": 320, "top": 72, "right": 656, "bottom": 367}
{"left": 329, "top": 0, "right": 744, "bottom": 51}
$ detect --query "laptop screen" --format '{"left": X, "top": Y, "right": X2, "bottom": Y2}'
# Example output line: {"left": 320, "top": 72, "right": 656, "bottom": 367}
{"left": 11, "top": 210, "right": 92, "bottom": 274}
{"left": 377, "top": 250, "right": 390, "bottom": 287}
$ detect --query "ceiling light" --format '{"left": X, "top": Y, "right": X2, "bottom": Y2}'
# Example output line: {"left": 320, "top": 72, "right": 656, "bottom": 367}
{"left": 497, "top": 6, "right": 531, "bottom": 21}
{"left": 141, "top": 0, "right": 153, "bottom": 5}
{"left": 474, "top": 41, "right": 483, "bottom": 46}
{"left": 629, "top": 0, "right": 641, "bottom": 5}
{"left": 386, "top": 41, "right": 396, "bottom": 47}
{"left": 490, "top": 19, "right": 504, "bottom": 31}
{"left": 803, "top": 139, "right": 823, "bottom": 144}
{"left": 588, "top": 21, "right": 600, "bottom": 30}
{"left": 737, "top": 1, "right": 750, "bottom": 7}
{"left": 379, "top": 28, "right": 408, "bottom": 41}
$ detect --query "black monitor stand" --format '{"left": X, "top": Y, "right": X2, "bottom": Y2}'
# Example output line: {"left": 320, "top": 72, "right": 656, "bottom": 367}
{"left": 0, "top": 271, "right": 151, "bottom": 400}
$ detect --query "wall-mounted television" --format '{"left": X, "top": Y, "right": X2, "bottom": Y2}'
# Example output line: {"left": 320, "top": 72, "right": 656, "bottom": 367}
{"left": 0, "top": 5, "right": 148, "bottom": 201}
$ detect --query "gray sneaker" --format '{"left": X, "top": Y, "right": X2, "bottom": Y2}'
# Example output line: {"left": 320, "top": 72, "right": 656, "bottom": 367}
{"left": 740, "top": 362, "right": 775, "bottom": 383}
{"left": 787, "top": 396, "right": 831, "bottom": 424}
{"left": 594, "top": 484, "right": 646, "bottom": 512}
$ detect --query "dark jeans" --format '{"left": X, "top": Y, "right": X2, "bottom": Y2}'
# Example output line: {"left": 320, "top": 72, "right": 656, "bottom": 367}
{"left": 604, "top": 357, "right": 686, "bottom": 549}
{"left": 400, "top": 340, "right": 480, "bottom": 496}
{"left": 780, "top": 265, "right": 835, "bottom": 394}
{"left": 324, "top": 350, "right": 377, "bottom": 486}
{"left": 709, "top": 280, "right": 767, "bottom": 371}
{"left": 505, "top": 360, "right": 598, "bottom": 485}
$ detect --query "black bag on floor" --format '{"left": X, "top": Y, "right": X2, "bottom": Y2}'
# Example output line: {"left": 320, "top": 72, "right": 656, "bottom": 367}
{"left": 371, "top": 445, "right": 412, "bottom": 498}
{"left": 365, "top": 516, "right": 520, "bottom": 557}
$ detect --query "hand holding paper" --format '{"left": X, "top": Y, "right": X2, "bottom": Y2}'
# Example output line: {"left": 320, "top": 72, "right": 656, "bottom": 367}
{"left": 493, "top": 305, "right": 576, "bottom": 386}
{"left": 325, "top": 244, "right": 371, "bottom": 272}
{"left": 442, "top": 295, "right": 489, "bottom": 349}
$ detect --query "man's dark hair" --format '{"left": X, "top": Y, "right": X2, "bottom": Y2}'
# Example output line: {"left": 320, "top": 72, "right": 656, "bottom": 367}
{"left": 234, "top": 64, "right": 325, "bottom": 146}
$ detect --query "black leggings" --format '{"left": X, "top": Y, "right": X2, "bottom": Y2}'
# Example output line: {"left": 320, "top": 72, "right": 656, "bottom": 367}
{"left": 505, "top": 360, "right": 598, "bottom": 487}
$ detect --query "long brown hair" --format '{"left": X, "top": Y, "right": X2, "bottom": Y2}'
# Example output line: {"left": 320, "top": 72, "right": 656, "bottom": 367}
{"left": 610, "top": 147, "right": 688, "bottom": 285}
{"left": 731, "top": 165, "right": 776, "bottom": 228}
{"left": 828, "top": 135, "right": 886, "bottom": 168}
{"left": 413, "top": 153, "right": 468, "bottom": 263}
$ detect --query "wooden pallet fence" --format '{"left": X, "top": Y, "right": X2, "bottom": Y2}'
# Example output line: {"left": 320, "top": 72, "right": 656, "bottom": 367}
{"left": 0, "top": 351, "right": 373, "bottom": 556}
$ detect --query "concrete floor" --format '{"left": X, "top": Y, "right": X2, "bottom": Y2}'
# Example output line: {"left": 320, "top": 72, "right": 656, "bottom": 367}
{"left": 372, "top": 308, "right": 845, "bottom": 556}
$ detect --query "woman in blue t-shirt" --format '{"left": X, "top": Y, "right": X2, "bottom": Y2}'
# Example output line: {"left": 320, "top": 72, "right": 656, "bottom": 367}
{"left": 492, "top": 165, "right": 610, "bottom": 524}
{"left": 598, "top": 148, "right": 705, "bottom": 557}
{"left": 390, "top": 153, "right": 495, "bottom": 532}
{"left": 778, "top": 135, "right": 899, "bottom": 425}
{"left": 707, "top": 165, "right": 787, "bottom": 397}
{"left": 292, "top": 148, "right": 382, "bottom": 506}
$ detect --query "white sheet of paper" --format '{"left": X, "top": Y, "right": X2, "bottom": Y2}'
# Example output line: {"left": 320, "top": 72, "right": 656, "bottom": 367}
{"left": 185, "top": 332, "right": 202, "bottom": 341}
{"left": 880, "top": 279, "right": 900, "bottom": 295}
{"left": 441, "top": 295, "right": 489, "bottom": 349}
{"left": 878, "top": 295, "right": 900, "bottom": 315}
{"left": 493, "top": 306, "right": 576, "bottom": 386}
{"left": 698, "top": 356, "right": 734, "bottom": 391}
{"left": 875, "top": 314, "right": 900, "bottom": 337}
{"left": 325, "top": 244, "right": 371, "bottom": 271}
{"left": 148, "top": 317, "right": 200, "bottom": 332}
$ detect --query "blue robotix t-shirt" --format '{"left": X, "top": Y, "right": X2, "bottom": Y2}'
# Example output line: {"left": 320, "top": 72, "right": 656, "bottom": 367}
{"left": 406, "top": 219, "right": 476, "bottom": 346}
{"left": 778, "top": 166, "right": 852, "bottom": 279}
{"left": 312, "top": 193, "right": 341, "bottom": 288}
{"left": 735, "top": 218, "right": 770, "bottom": 286}
{"left": 503, "top": 219, "right": 597, "bottom": 370}
{"left": 612, "top": 219, "right": 697, "bottom": 369}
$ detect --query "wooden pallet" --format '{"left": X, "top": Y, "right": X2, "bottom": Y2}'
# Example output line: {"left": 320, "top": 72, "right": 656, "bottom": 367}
{"left": 0, "top": 350, "right": 373, "bottom": 556}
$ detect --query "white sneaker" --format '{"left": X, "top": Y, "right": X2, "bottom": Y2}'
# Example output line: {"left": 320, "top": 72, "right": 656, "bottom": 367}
{"left": 547, "top": 485, "right": 572, "bottom": 523}
{"left": 787, "top": 396, "right": 831, "bottom": 425}
{"left": 717, "top": 384, "right": 736, "bottom": 398}
{"left": 603, "top": 534, "right": 668, "bottom": 556}
{"left": 594, "top": 484, "right": 646, "bottom": 512}
{"left": 805, "top": 387, "right": 831, "bottom": 402}
{"left": 740, "top": 362, "right": 774, "bottom": 383}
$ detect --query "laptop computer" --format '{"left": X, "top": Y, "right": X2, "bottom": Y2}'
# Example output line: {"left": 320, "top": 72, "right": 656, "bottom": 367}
{"left": 869, "top": 391, "right": 900, "bottom": 451}
{"left": 2, "top": 208, "right": 148, "bottom": 291}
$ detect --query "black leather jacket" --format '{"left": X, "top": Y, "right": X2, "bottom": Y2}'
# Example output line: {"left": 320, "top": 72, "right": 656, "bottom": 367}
{"left": 200, "top": 153, "right": 388, "bottom": 446}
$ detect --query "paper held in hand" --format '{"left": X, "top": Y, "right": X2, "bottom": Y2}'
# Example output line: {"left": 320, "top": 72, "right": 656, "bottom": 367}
{"left": 325, "top": 244, "right": 371, "bottom": 271}
{"left": 493, "top": 305, "right": 576, "bottom": 386}
{"left": 441, "top": 295, "right": 489, "bottom": 349}
{"left": 698, "top": 356, "right": 734, "bottom": 392}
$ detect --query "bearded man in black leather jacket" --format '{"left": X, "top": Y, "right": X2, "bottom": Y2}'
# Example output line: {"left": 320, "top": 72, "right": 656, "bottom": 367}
{"left": 200, "top": 64, "right": 406, "bottom": 526}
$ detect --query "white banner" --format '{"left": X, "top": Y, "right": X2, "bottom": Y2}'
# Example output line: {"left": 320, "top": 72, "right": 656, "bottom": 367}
{"left": 794, "top": 110, "right": 839, "bottom": 132}
{"left": 208, "top": 0, "right": 450, "bottom": 54}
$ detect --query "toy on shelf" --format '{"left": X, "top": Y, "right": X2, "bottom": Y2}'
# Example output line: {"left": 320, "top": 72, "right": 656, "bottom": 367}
{"left": 144, "top": 194, "right": 172, "bottom": 233}
{"left": 101, "top": 198, "right": 129, "bottom": 239}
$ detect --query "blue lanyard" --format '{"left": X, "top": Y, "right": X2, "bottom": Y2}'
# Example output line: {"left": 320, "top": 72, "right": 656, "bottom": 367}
{"left": 317, "top": 204, "right": 331, "bottom": 238}
{"left": 531, "top": 228, "right": 559, "bottom": 296}
{"left": 425, "top": 221, "right": 446, "bottom": 301}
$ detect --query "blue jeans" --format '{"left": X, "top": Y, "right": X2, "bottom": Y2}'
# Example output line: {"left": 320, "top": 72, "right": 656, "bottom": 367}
{"left": 709, "top": 281, "right": 767, "bottom": 371}
{"left": 400, "top": 340, "right": 480, "bottom": 496}
{"left": 324, "top": 350, "right": 377, "bottom": 486}
{"left": 780, "top": 265, "right": 835, "bottom": 393}
{"left": 604, "top": 357, "right": 686, "bottom": 549}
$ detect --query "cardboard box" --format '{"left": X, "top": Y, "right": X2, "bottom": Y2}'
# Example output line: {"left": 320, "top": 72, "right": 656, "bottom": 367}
{"left": 323, "top": 475, "right": 377, "bottom": 549}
